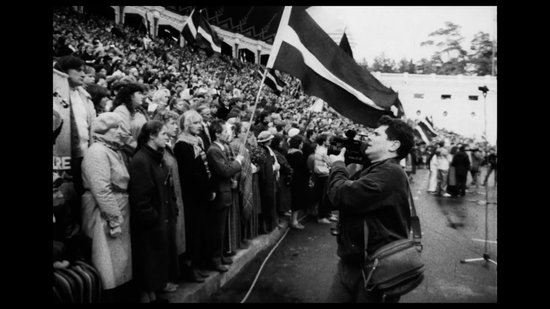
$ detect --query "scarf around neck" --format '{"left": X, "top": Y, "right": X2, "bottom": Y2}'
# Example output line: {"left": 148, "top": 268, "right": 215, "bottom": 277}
{"left": 177, "top": 131, "right": 205, "bottom": 159}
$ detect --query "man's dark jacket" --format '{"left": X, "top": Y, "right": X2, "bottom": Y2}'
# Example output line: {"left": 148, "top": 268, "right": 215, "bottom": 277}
{"left": 327, "top": 158, "right": 411, "bottom": 263}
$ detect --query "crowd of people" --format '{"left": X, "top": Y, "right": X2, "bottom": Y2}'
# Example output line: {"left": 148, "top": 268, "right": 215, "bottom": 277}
{"left": 52, "top": 7, "right": 497, "bottom": 303}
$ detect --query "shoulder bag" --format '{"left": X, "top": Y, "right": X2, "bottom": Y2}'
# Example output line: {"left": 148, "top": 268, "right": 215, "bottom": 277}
{"left": 361, "top": 179, "right": 425, "bottom": 299}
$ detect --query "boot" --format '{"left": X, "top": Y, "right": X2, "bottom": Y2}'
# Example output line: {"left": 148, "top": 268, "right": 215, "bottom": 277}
{"left": 221, "top": 255, "right": 233, "bottom": 265}
{"left": 209, "top": 258, "right": 229, "bottom": 273}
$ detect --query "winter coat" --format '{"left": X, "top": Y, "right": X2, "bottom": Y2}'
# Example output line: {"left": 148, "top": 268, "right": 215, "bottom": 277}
{"left": 128, "top": 145, "right": 179, "bottom": 291}
{"left": 81, "top": 138, "right": 132, "bottom": 289}
{"left": 451, "top": 150, "right": 471, "bottom": 178}
{"left": 327, "top": 158, "right": 410, "bottom": 262}
{"left": 206, "top": 142, "right": 242, "bottom": 209}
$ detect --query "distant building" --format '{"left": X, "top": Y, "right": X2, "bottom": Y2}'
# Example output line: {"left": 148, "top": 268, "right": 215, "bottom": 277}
{"left": 374, "top": 72, "right": 497, "bottom": 145}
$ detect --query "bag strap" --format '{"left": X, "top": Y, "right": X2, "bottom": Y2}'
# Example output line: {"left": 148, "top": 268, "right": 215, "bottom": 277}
{"left": 363, "top": 176, "right": 422, "bottom": 260}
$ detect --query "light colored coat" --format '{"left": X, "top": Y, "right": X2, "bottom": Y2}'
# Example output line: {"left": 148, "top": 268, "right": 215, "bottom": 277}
{"left": 81, "top": 141, "right": 132, "bottom": 289}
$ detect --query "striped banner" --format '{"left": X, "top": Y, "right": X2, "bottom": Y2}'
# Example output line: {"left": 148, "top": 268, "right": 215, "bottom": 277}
{"left": 266, "top": 7, "right": 404, "bottom": 127}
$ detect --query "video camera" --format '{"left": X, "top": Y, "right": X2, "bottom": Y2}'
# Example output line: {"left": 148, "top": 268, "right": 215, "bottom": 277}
{"left": 327, "top": 136, "right": 366, "bottom": 165}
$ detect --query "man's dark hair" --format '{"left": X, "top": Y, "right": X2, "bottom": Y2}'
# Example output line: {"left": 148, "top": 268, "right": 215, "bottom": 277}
{"left": 315, "top": 134, "right": 328, "bottom": 146}
{"left": 54, "top": 55, "right": 84, "bottom": 73}
{"left": 136, "top": 120, "right": 164, "bottom": 150}
{"left": 377, "top": 115, "right": 414, "bottom": 160}
{"left": 345, "top": 129, "right": 357, "bottom": 140}
{"left": 289, "top": 135, "right": 304, "bottom": 149}
{"left": 208, "top": 119, "right": 225, "bottom": 142}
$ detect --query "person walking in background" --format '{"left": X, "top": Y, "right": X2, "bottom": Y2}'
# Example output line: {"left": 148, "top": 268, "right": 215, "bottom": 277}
{"left": 81, "top": 112, "right": 132, "bottom": 302}
{"left": 427, "top": 149, "right": 439, "bottom": 194}
{"left": 470, "top": 148, "right": 483, "bottom": 188}
{"left": 482, "top": 148, "right": 497, "bottom": 187}
{"left": 451, "top": 145, "right": 471, "bottom": 197}
{"left": 436, "top": 142, "right": 451, "bottom": 197}
{"left": 128, "top": 120, "right": 179, "bottom": 303}
{"left": 446, "top": 145, "right": 458, "bottom": 197}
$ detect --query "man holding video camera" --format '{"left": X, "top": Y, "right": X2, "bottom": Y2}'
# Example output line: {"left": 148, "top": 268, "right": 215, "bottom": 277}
{"left": 325, "top": 115, "right": 415, "bottom": 303}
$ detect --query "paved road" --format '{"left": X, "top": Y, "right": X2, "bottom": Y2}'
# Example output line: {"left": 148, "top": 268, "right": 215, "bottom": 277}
{"left": 208, "top": 168, "right": 497, "bottom": 303}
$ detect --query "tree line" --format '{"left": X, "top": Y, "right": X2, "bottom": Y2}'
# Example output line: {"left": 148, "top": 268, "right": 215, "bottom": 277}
{"left": 358, "top": 22, "right": 496, "bottom": 76}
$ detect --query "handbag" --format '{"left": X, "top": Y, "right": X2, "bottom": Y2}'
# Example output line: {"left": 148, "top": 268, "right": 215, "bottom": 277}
{"left": 361, "top": 179, "right": 425, "bottom": 299}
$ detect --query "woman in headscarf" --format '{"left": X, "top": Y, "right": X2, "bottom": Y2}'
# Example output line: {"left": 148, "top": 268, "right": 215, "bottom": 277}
{"left": 81, "top": 112, "right": 132, "bottom": 302}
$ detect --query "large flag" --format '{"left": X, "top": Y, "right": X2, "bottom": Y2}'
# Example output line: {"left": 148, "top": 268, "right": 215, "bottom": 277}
{"left": 181, "top": 9, "right": 221, "bottom": 54}
{"left": 258, "top": 68, "right": 286, "bottom": 95}
{"left": 267, "top": 7, "right": 404, "bottom": 127}
{"left": 339, "top": 31, "right": 353, "bottom": 59}
{"left": 414, "top": 116, "right": 437, "bottom": 144}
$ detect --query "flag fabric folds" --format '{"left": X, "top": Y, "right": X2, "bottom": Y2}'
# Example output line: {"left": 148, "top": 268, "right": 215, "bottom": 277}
{"left": 414, "top": 116, "right": 437, "bottom": 144}
{"left": 181, "top": 9, "right": 221, "bottom": 54}
{"left": 258, "top": 68, "right": 286, "bottom": 96}
{"left": 267, "top": 6, "right": 404, "bottom": 127}
{"left": 339, "top": 31, "right": 353, "bottom": 59}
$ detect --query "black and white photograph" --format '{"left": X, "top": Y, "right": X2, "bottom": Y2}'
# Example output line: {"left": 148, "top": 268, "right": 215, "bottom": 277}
{"left": 52, "top": 5, "right": 498, "bottom": 303}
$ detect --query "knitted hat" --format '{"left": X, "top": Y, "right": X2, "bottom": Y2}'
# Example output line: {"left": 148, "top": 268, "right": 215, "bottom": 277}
{"left": 257, "top": 130, "right": 274, "bottom": 143}
{"left": 92, "top": 112, "right": 122, "bottom": 135}
{"left": 288, "top": 128, "right": 300, "bottom": 138}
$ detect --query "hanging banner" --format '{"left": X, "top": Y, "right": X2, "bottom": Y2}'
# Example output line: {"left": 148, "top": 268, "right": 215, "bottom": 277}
{"left": 53, "top": 69, "right": 72, "bottom": 173}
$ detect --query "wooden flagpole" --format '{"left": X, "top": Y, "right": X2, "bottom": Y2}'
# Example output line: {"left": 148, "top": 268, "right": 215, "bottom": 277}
{"left": 239, "top": 68, "right": 269, "bottom": 154}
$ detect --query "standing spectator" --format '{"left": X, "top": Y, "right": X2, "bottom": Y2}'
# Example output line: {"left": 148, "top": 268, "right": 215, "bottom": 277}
{"left": 313, "top": 134, "right": 333, "bottom": 224}
{"left": 482, "top": 148, "right": 497, "bottom": 186}
{"left": 271, "top": 134, "right": 293, "bottom": 218}
{"left": 206, "top": 120, "right": 244, "bottom": 272}
{"left": 149, "top": 88, "right": 171, "bottom": 119}
{"left": 436, "top": 142, "right": 451, "bottom": 197}
{"left": 173, "top": 110, "right": 212, "bottom": 282}
{"left": 54, "top": 55, "right": 97, "bottom": 224}
{"left": 81, "top": 112, "right": 132, "bottom": 302}
{"left": 230, "top": 121, "right": 258, "bottom": 243}
{"left": 447, "top": 145, "right": 458, "bottom": 196}
{"left": 470, "top": 148, "right": 483, "bottom": 187}
{"left": 197, "top": 104, "right": 213, "bottom": 150}
{"left": 128, "top": 120, "right": 179, "bottom": 303}
{"left": 255, "top": 131, "right": 281, "bottom": 233}
{"left": 451, "top": 145, "right": 471, "bottom": 196}
{"left": 111, "top": 83, "right": 149, "bottom": 165}
{"left": 286, "top": 135, "right": 308, "bottom": 229}
{"left": 159, "top": 111, "right": 187, "bottom": 268}
{"left": 427, "top": 150, "right": 439, "bottom": 194}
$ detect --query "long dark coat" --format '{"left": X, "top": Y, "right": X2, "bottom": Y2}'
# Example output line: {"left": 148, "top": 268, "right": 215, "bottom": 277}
{"left": 173, "top": 140, "right": 213, "bottom": 263}
{"left": 286, "top": 149, "right": 309, "bottom": 211}
{"left": 451, "top": 150, "right": 471, "bottom": 178}
{"left": 257, "top": 145, "right": 278, "bottom": 231}
{"left": 128, "top": 145, "right": 179, "bottom": 292}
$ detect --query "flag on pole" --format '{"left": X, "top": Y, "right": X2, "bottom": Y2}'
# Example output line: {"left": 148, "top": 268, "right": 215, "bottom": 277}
{"left": 257, "top": 68, "right": 286, "bottom": 95}
{"left": 181, "top": 9, "right": 221, "bottom": 54}
{"left": 414, "top": 116, "right": 437, "bottom": 144}
{"left": 339, "top": 31, "right": 353, "bottom": 59}
{"left": 266, "top": 7, "right": 404, "bottom": 127}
